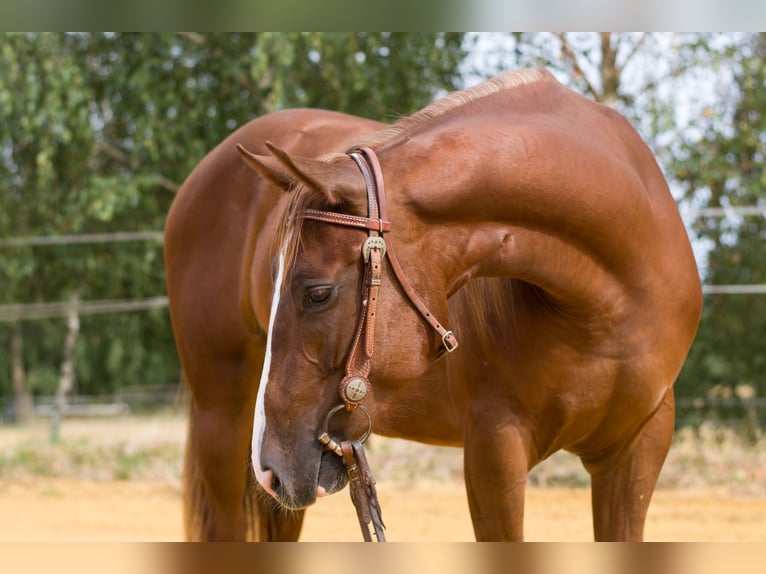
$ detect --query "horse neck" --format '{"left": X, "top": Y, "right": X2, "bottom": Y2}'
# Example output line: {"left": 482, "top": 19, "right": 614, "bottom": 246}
{"left": 381, "top": 123, "right": 666, "bottom": 318}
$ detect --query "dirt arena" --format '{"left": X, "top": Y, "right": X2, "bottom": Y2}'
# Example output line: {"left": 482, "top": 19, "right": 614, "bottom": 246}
{"left": 1, "top": 414, "right": 765, "bottom": 542}
{"left": 1, "top": 478, "right": 766, "bottom": 542}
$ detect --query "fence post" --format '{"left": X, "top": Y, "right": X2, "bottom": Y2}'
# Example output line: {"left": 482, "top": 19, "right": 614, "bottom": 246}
{"left": 50, "top": 295, "right": 81, "bottom": 443}
{"left": 11, "top": 323, "right": 34, "bottom": 424}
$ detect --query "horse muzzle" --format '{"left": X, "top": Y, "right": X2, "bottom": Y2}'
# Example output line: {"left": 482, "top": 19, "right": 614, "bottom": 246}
{"left": 254, "top": 449, "right": 348, "bottom": 510}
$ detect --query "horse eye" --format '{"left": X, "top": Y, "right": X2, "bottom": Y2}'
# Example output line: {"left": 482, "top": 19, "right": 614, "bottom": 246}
{"left": 304, "top": 285, "right": 334, "bottom": 308}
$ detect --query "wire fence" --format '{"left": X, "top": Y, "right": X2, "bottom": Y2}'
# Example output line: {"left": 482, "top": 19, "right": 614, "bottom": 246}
{"left": 0, "top": 230, "right": 169, "bottom": 321}
{"left": 0, "top": 384, "right": 184, "bottom": 424}
{"left": 0, "top": 231, "right": 164, "bottom": 248}
{"left": 0, "top": 297, "right": 170, "bottom": 322}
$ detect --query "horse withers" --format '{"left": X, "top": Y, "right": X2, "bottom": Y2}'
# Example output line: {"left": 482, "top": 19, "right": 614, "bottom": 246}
{"left": 166, "top": 69, "right": 702, "bottom": 541}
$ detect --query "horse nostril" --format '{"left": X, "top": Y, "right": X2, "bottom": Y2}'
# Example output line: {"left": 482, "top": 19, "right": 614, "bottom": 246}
{"left": 259, "top": 465, "right": 287, "bottom": 501}
{"left": 271, "top": 472, "right": 283, "bottom": 496}
{"left": 256, "top": 466, "right": 279, "bottom": 500}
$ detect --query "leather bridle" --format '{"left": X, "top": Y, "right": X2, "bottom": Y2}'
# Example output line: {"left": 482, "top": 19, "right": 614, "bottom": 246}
{"left": 306, "top": 147, "right": 458, "bottom": 542}
{"left": 303, "top": 147, "right": 459, "bottom": 413}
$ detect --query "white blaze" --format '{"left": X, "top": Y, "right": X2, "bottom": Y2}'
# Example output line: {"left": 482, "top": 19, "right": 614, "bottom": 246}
{"left": 251, "top": 250, "right": 286, "bottom": 492}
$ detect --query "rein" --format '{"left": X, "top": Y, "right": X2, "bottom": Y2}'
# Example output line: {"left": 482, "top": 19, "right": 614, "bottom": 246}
{"left": 309, "top": 147, "right": 459, "bottom": 541}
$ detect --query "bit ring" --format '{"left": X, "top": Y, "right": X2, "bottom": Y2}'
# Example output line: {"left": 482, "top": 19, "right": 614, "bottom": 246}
{"left": 317, "top": 404, "right": 372, "bottom": 456}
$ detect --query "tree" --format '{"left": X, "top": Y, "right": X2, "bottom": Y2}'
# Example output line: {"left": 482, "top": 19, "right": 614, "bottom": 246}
{"left": 672, "top": 33, "right": 766, "bottom": 400}
{"left": 466, "top": 33, "right": 730, "bottom": 150}
{"left": 0, "top": 33, "right": 467, "bottom": 410}
{"left": 0, "top": 32, "right": 96, "bottom": 420}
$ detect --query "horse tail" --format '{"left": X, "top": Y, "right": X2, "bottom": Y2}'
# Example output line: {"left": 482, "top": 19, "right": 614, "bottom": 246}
{"left": 182, "top": 396, "right": 207, "bottom": 541}
{"left": 243, "top": 453, "right": 259, "bottom": 540}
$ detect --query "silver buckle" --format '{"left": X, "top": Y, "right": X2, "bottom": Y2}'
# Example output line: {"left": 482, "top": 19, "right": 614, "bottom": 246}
{"left": 362, "top": 236, "right": 387, "bottom": 262}
{"left": 442, "top": 330, "right": 459, "bottom": 352}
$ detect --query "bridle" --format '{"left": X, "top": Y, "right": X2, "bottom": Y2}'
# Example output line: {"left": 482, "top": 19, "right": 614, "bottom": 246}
{"left": 305, "top": 147, "right": 459, "bottom": 542}
{"left": 303, "top": 147, "right": 459, "bottom": 414}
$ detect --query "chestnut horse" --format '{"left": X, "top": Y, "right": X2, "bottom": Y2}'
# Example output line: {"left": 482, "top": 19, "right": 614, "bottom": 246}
{"left": 166, "top": 70, "right": 702, "bottom": 541}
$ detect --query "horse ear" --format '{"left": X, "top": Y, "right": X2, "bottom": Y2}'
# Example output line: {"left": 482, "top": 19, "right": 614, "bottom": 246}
{"left": 237, "top": 141, "right": 356, "bottom": 205}
{"left": 236, "top": 143, "right": 296, "bottom": 191}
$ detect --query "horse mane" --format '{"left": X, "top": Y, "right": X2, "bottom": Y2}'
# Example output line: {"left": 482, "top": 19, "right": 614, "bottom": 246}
{"left": 273, "top": 70, "right": 550, "bottom": 285}
{"left": 451, "top": 277, "right": 518, "bottom": 347}
{"left": 351, "top": 68, "right": 549, "bottom": 150}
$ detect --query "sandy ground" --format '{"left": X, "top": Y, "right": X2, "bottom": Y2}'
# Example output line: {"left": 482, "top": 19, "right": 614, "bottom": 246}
{"left": 1, "top": 478, "right": 765, "bottom": 542}
{"left": 2, "top": 415, "right": 764, "bottom": 542}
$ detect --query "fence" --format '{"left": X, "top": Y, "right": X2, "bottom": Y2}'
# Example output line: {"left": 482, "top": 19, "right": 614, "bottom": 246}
{"left": 0, "top": 384, "right": 184, "bottom": 425}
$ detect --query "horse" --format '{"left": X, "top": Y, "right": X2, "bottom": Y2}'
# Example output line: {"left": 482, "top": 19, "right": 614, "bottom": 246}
{"left": 165, "top": 69, "right": 702, "bottom": 541}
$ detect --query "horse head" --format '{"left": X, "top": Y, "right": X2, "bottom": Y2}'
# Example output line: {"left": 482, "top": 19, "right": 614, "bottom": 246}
{"left": 238, "top": 142, "right": 453, "bottom": 509}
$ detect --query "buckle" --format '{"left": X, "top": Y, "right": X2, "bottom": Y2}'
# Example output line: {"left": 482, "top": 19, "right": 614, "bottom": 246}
{"left": 362, "top": 236, "right": 387, "bottom": 262}
{"left": 441, "top": 330, "right": 459, "bottom": 353}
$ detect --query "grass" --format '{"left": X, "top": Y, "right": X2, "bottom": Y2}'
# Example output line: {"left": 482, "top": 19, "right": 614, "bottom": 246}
{"left": 660, "top": 422, "right": 766, "bottom": 494}
{"left": 361, "top": 423, "right": 766, "bottom": 493}
{"left": 0, "top": 412, "right": 184, "bottom": 482}
{"left": 0, "top": 438, "right": 182, "bottom": 481}
{"left": 0, "top": 413, "right": 764, "bottom": 495}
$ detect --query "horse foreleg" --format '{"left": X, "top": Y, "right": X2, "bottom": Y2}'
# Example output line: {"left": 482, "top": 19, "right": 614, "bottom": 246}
{"left": 463, "top": 406, "right": 531, "bottom": 541}
{"left": 585, "top": 387, "right": 675, "bottom": 541}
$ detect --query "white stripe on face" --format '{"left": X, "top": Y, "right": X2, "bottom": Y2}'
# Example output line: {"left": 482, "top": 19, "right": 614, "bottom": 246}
{"left": 251, "top": 249, "right": 286, "bottom": 494}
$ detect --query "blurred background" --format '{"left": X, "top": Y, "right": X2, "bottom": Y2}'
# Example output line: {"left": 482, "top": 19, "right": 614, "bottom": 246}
{"left": 0, "top": 33, "right": 764, "bottom": 541}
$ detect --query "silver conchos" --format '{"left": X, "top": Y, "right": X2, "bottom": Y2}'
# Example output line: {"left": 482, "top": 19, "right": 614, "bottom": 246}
{"left": 362, "top": 236, "right": 386, "bottom": 262}
{"left": 341, "top": 376, "right": 369, "bottom": 403}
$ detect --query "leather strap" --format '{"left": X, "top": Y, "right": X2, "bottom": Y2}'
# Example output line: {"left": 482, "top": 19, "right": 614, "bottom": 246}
{"left": 303, "top": 210, "right": 391, "bottom": 233}
{"left": 355, "top": 149, "right": 458, "bottom": 353}
{"left": 341, "top": 440, "right": 386, "bottom": 542}
{"left": 301, "top": 147, "right": 459, "bottom": 373}
{"left": 384, "top": 246, "right": 458, "bottom": 352}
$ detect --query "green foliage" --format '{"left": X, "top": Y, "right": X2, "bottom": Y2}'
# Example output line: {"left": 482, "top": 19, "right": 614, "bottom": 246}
{"left": 476, "top": 33, "right": 732, "bottom": 153}
{"left": 0, "top": 33, "right": 466, "bottom": 401}
{"left": 251, "top": 33, "right": 465, "bottom": 118}
{"left": 674, "top": 33, "right": 766, "bottom": 400}
{"left": 0, "top": 34, "right": 95, "bottom": 234}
